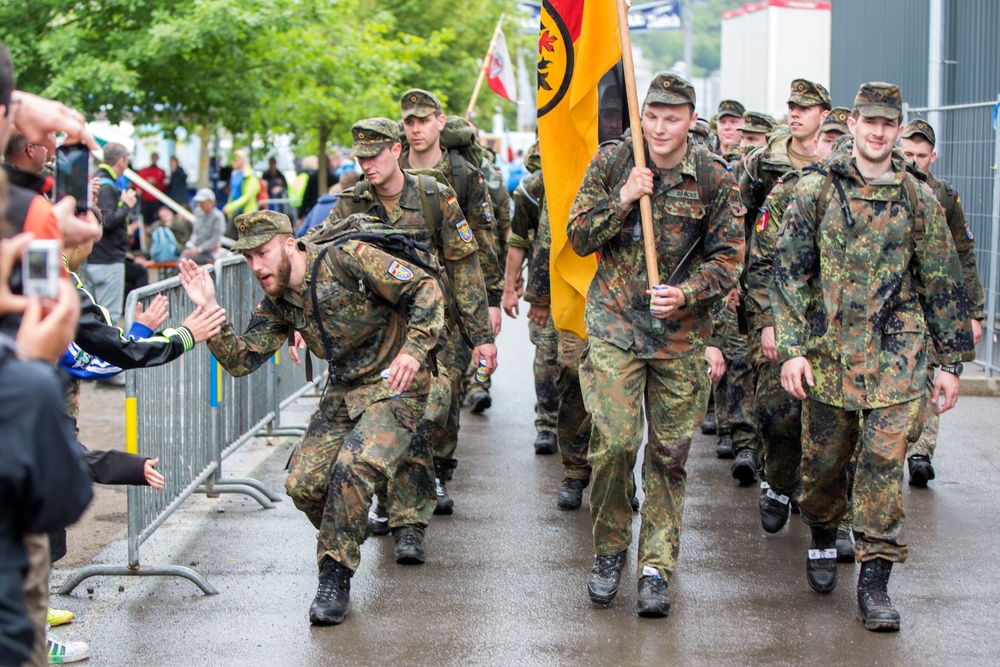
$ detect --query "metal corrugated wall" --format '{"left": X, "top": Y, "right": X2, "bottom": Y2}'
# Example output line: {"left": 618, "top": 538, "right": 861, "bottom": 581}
{"left": 829, "top": 0, "right": 929, "bottom": 106}
{"left": 944, "top": 0, "right": 1000, "bottom": 105}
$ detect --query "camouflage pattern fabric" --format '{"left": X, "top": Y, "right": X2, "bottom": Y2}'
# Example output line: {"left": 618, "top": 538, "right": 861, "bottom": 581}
{"left": 331, "top": 172, "right": 494, "bottom": 348}
{"left": 399, "top": 148, "right": 505, "bottom": 306}
{"left": 739, "top": 134, "right": 811, "bottom": 246}
{"left": 557, "top": 329, "right": 590, "bottom": 479}
{"left": 286, "top": 394, "right": 426, "bottom": 570}
{"left": 798, "top": 397, "right": 923, "bottom": 563}
{"left": 207, "top": 240, "right": 444, "bottom": 570}
{"left": 582, "top": 339, "right": 709, "bottom": 580}
{"left": 715, "top": 307, "right": 756, "bottom": 453}
{"left": 771, "top": 150, "right": 975, "bottom": 410}
{"left": 567, "top": 137, "right": 745, "bottom": 360}
{"left": 529, "top": 316, "right": 559, "bottom": 436}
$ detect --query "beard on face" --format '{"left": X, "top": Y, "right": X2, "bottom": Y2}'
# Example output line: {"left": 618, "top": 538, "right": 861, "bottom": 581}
{"left": 260, "top": 248, "right": 292, "bottom": 297}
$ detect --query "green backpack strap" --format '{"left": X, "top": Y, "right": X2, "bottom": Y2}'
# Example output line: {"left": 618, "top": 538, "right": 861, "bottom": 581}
{"left": 415, "top": 174, "right": 442, "bottom": 238}
{"left": 901, "top": 173, "right": 924, "bottom": 255}
{"left": 447, "top": 149, "right": 469, "bottom": 205}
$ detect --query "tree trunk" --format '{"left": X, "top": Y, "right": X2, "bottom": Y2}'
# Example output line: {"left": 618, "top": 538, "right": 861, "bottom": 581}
{"left": 197, "top": 127, "right": 211, "bottom": 188}
{"left": 317, "top": 122, "right": 330, "bottom": 194}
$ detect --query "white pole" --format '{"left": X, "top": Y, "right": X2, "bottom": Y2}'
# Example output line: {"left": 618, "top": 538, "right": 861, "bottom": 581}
{"left": 124, "top": 168, "right": 196, "bottom": 223}
{"left": 927, "top": 0, "right": 944, "bottom": 140}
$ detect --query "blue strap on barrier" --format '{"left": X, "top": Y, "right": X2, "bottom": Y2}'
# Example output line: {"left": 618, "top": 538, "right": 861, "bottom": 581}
{"left": 210, "top": 353, "right": 219, "bottom": 408}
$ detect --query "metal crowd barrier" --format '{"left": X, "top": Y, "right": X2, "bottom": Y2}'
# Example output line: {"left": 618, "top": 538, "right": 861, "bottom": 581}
{"left": 61, "top": 256, "right": 324, "bottom": 596}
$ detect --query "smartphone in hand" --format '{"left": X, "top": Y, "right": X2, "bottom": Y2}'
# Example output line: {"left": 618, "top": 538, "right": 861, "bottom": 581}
{"left": 55, "top": 143, "right": 92, "bottom": 215}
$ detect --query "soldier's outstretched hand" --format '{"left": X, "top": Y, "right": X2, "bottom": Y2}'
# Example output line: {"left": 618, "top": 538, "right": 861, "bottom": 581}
{"left": 182, "top": 305, "right": 227, "bottom": 343}
{"left": 780, "top": 356, "right": 814, "bottom": 400}
{"left": 931, "top": 370, "right": 960, "bottom": 414}
{"left": 620, "top": 166, "right": 655, "bottom": 210}
{"left": 178, "top": 258, "right": 218, "bottom": 309}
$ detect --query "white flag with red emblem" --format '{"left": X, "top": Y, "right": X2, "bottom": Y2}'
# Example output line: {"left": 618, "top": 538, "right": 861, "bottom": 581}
{"left": 487, "top": 30, "right": 517, "bottom": 102}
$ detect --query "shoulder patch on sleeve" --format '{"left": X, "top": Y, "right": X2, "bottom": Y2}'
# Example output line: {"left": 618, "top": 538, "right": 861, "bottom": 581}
{"left": 456, "top": 220, "right": 473, "bottom": 242}
{"left": 387, "top": 260, "right": 414, "bottom": 281}
{"left": 755, "top": 209, "right": 770, "bottom": 233}
{"left": 481, "top": 201, "right": 493, "bottom": 222}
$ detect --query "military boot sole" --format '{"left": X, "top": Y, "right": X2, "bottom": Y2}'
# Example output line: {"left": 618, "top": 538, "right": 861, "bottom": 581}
{"left": 309, "top": 604, "right": 348, "bottom": 625}
{"left": 636, "top": 599, "right": 670, "bottom": 618}
{"left": 394, "top": 547, "right": 426, "bottom": 565}
{"left": 858, "top": 610, "right": 901, "bottom": 632}
{"left": 557, "top": 494, "right": 583, "bottom": 511}
{"left": 588, "top": 582, "right": 619, "bottom": 606}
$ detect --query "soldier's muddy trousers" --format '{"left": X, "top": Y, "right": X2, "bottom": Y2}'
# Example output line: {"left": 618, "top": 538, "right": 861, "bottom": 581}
{"left": 285, "top": 394, "right": 425, "bottom": 572}
{"left": 799, "top": 398, "right": 923, "bottom": 563}
{"left": 557, "top": 330, "right": 590, "bottom": 480}
{"left": 906, "top": 366, "right": 939, "bottom": 460}
{"left": 582, "top": 340, "right": 709, "bottom": 580}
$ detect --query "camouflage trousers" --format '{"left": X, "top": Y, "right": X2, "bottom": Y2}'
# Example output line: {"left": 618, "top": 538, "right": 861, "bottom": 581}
{"left": 285, "top": 392, "right": 426, "bottom": 572}
{"left": 907, "top": 365, "right": 939, "bottom": 459}
{"left": 557, "top": 330, "right": 590, "bottom": 479}
{"left": 799, "top": 398, "right": 924, "bottom": 563}
{"left": 714, "top": 309, "right": 756, "bottom": 452}
{"left": 582, "top": 339, "right": 709, "bottom": 580}
{"left": 749, "top": 336, "right": 802, "bottom": 495}
{"left": 529, "top": 315, "right": 560, "bottom": 436}
{"left": 429, "top": 325, "right": 473, "bottom": 473}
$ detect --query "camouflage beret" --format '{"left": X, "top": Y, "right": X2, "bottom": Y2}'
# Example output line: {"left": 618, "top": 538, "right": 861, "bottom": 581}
{"left": 901, "top": 118, "right": 935, "bottom": 146}
{"left": 232, "top": 210, "right": 294, "bottom": 251}
{"left": 854, "top": 82, "right": 902, "bottom": 120}
{"left": 351, "top": 118, "right": 400, "bottom": 158}
{"left": 400, "top": 88, "right": 443, "bottom": 120}
{"left": 644, "top": 72, "right": 696, "bottom": 108}
{"left": 788, "top": 79, "right": 832, "bottom": 109}
{"left": 738, "top": 111, "right": 776, "bottom": 135}
{"left": 717, "top": 99, "right": 746, "bottom": 119}
{"left": 820, "top": 106, "right": 852, "bottom": 135}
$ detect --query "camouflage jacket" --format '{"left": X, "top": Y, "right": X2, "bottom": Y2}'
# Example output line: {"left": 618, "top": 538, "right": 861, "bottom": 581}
{"left": 331, "top": 173, "right": 493, "bottom": 348}
{"left": 509, "top": 171, "right": 551, "bottom": 305}
{"left": 771, "top": 152, "right": 975, "bottom": 410}
{"left": 924, "top": 172, "right": 985, "bottom": 321}
{"left": 400, "top": 148, "right": 504, "bottom": 306}
{"left": 739, "top": 134, "right": 817, "bottom": 244}
{"left": 746, "top": 169, "right": 801, "bottom": 331}
{"left": 567, "top": 138, "right": 746, "bottom": 359}
{"left": 208, "top": 240, "right": 444, "bottom": 417}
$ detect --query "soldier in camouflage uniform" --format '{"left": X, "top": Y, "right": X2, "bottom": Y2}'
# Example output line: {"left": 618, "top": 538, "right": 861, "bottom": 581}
{"left": 396, "top": 90, "right": 504, "bottom": 511}
{"left": 899, "top": 118, "right": 986, "bottom": 486}
{"left": 568, "top": 73, "right": 744, "bottom": 617}
{"left": 714, "top": 99, "right": 746, "bottom": 160}
{"left": 771, "top": 83, "right": 974, "bottom": 632}
{"left": 737, "top": 111, "right": 777, "bottom": 155}
{"left": 329, "top": 118, "right": 497, "bottom": 546}
{"left": 504, "top": 147, "right": 560, "bottom": 455}
{"left": 177, "top": 209, "right": 444, "bottom": 626}
{"left": 746, "top": 107, "right": 850, "bottom": 546}
{"left": 730, "top": 79, "right": 832, "bottom": 481}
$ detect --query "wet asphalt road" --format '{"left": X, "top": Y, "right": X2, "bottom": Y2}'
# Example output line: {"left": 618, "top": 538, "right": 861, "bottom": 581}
{"left": 52, "top": 315, "right": 1000, "bottom": 666}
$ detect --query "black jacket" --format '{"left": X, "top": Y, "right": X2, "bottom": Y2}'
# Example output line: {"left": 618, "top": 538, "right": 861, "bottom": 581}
{"left": 89, "top": 164, "right": 132, "bottom": 264}
{"left": 0, "top": 337, "right": 91, "bottom": 665}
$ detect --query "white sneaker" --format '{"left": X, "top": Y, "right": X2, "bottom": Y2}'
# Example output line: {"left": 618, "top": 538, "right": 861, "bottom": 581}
{"left": 47, "top": 631, "right": 90, "bottom": 664}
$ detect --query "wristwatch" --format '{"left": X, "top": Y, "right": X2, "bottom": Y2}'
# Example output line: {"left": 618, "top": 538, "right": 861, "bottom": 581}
{"left": 940, "top": 363, "right": 963, "bottom": 376}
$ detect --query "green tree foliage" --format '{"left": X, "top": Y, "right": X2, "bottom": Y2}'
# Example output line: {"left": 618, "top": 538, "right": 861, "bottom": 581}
{"left": 634, "top": 0, "right": 745, "bottom": 77}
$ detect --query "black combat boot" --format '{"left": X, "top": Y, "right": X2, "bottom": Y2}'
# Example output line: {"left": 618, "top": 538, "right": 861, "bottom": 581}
{"left": 907, "top": 455, "right": 935, "bottom": 487}
{"left": 309, "top": 557, "right": 351, "bottom": 625}
{"left": 835, "top": 527, "right": 855, "bottom": 563}
{"left": 366, "top": 498, "right": 389, "bottom": 537}
{"left": 636, "top": 574, "right": 670, "bottom": 618}
{"left": 533, "top": 431, "right": 557, "bottom": 455}
{"left": 588, "top": 550, "right": 627, "bottom": 605}
{"left": 700, "top": 410, "right": 718, "bottom": 435}
{"left": 715, "top": 433, "right": 734, "bottom": 459}
{"left": 433, "top": 459, "right": 454, "bottom": 515}
{"left": 468, "top": 387, "right": 491, "bottom": 414}
{"left": 731, "top": 448, "right": 758, "bottom": 485}
{"left": 393, "top": 527, "right": 425, "bottom": 565}
{"left": 857, "top": 558, "right": 901, "bottom": 632}
{"left": 806, "top": 525, "right": 839, "bottom": 593}
{"left": 758, "top": 483, "right": 791, "bottom": 534}
{"left": 557, "top": 477, "right": 588, "bottom": 510}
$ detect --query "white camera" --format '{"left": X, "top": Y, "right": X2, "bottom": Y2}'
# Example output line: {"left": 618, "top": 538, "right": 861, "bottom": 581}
{"left": 22, "top": 239, "right": 62, "bottom": 299}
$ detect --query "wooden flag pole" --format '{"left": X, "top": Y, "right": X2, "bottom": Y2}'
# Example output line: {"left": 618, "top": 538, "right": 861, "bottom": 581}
{"left": 465, "top": 13, "right": 506, "bottom": 121}
{"left": 615, "top": 0, "right": 664, "bottom": 333}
